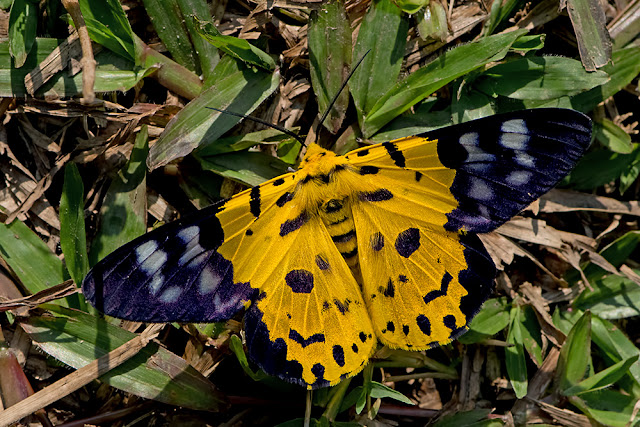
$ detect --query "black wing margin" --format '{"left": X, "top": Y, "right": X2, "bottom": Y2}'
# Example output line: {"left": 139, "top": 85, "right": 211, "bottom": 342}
{"left": 429, "top": 108, "right": 592, "bottom": 234}
{"left": 82, "top": 203, "right": 257, "bottom": 323}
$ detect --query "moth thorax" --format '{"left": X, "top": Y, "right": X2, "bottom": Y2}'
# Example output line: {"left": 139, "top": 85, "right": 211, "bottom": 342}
{"left": 319, "top": 197, "right": 361, "bottom": 277}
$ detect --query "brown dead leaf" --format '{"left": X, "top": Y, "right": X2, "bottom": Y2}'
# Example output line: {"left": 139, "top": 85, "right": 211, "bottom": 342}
{"left": 534, "top": 398, "right": 592, "bottom": 427}
{"left": 539, "top": 189, "right": 640, "bottom": 216}
{"left": 0, "top": 280, "right": 77, "bottom": 313}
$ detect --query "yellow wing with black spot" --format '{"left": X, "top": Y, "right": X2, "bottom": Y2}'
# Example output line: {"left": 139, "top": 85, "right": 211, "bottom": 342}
{"left": 344, "top": 109, "right": 591, "bottom": 348}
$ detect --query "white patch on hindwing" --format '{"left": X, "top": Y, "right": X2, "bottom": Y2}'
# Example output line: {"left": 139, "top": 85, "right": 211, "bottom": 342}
{"left": 506, "top": 170, "right": 533, "bottom": 186}
{"left": 469, "top": 177, "right": 494, "bottom": 201}
{"left": 199, "top": 268, "right": 222, "bottom": 294}
{"left": 159, "top": 286, "right": 182, "bottom": 303}
{"left": 177, "top": 225, "right": 200, "bottom": 243}
{"left": 136, "top": 240, "right": 158, "bottom": 261}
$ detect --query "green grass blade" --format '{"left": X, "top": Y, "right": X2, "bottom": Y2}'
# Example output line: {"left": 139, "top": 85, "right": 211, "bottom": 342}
{"left": 22, "top": 305, "right": 227, "bottom": 411}
{"left": 475, "top": 56, "right": 609, "bottom": 100}
{"left": 147, "top": 56, "right": 279, "bottom": 169}
{"left": 197, "top": 151, "right": 290, "bottom": 187}
{"left": 142, "top": 0, "right": 199, "bottom": 72}
{"left": 0, "top": 221, "right": 72, "bottom": 307}
{"left": 506, "top": 305, "right": 528, "bottom": 398}
{"left": 8, "top": 0, "right": 37, "bottom": 68}
{"left": 351, "top": 0, "right": 408, "bottom": 125}
{"left": 308, "top": 0, "right": 352, "bottom": 133}
{"left": 78, "top": 0, "right": 136, "bottom": 62}
{"left": 555, "top": 311, "right": 592, "bottom": 393}
{"left": 363, "top": 29, "right": 528, "bottom": 137}
{"left": 89, "top": 126, "right": 149, "bottom": 264}
{"left": 563, "top": 355, "right": 638, "bottom": 396}
{"left": 59, "top": 163, "right": 89, "bottom": 287}
{"left": 194, "top": 17, "right": 275, "bottom": 72}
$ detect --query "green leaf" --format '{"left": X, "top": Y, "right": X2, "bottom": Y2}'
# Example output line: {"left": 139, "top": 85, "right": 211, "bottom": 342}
{"left": 89, "top": 127, "right": 149, "bottom": 264}
{"left": 566, "top": 0, "right": 612, "bottom": 71}
{"left": 475, "top": 56, "right": 609, "bottom": 100}
{"left": 363, "top": 29, "right": 528, "bottom": 137}
{"left": 351, "top": 0, "right": 408, "bottom": 127}
{"left": 195, "top": 128, "right": 299, "bottom": 157}
{"left": 193, "top": 16, "right": 275, "bottom": 71}
{"left": 505, "top": 305, "right": 527, "bottom": 398}
{"left": 555, "top": 311, "right": 591, "bottom": 392}
{"left": 569, "top": 389, "right": 639, "bottom": 427}
{"left": 591, "top": 315, "right": 640, "bottom": 387}
{"left": 509, "top": 34, "right": 545, "bottom": 52}
{"left": 8, "top": 0, "right": 37, "bottom": 68}
{"left": 177, "top": 0, "right": 220, "bottom": 78}
{"left": 459, "top": 297, "right": 510, "bottom": 343}
{"left": 77, "top": 0, "right": 136, "bottom": 62}
{"left": 59, "top": 163, "right": 89, "bottom": 288}
{"left": 369, "top": 381, "right": 414, "bottom": 405}
{"left": 563, "top": 355, "right": 638, "bottom": 396}
{"left": 579, "top": 230, "right": 640, "bottom": 283}
{"left": 0, "top": 221, "right": 70, "bottom": 305}
{"left": 141, "top": 0, "right": 198, "bottom": 72}
{"left": 21, "top": 305, "right": 226, "bottom": 411}
{"left": 594, "top": 118, "right": 634, "bottom": 154}
{"left": 569, "top": 46, "right": 640, "bottom": 112}
{"left": 308, "top": 0, "right": 352, "bottom": 133}
{"left": 574, "top": 274, "right": 640, "bottom": 319}
{"left": 229, "top": 335, "right": 268, "bottom": 382}
{"left": 147, "top": 56, "right": 279, "bottom": 169}
{"left": 434, "top": 409, "right": 500, "bottom": 427}
{"left": 196, "top": 151, "right": 290, "bottom": 187}
{"left": 567, "top": 144, "right": 640, "bottom": 193}
{"left": 519, "top": 306, "right": 543, "bottom": 366}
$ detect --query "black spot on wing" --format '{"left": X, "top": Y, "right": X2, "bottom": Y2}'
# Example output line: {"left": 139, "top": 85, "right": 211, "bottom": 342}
{"left": 395, "top": 228, "right": 420, "bottom": 258}
{"left": 334, "top": 298, "right": 351, "bottom": 314}
{"left": 276, "top": 192, "right": 294, "bottom": 207}
{"left": 245, "top": 229, "right": 253, "bottom": 236}
{"left": 370, "top": 232, "right": 384, "bottom": 251}
{"left": 423, "top": 271, "right": 452, "bottom": 304}
{"left": 250, "top": 186, "right": 261, "bottom": 218}
{"left": 285, "top": 269, "right": 314, "bottom": 293}
{"left": 359, "top": 332, "right": 368, "bottom": 343}
{"left": 280, "top": 212, "right": 309, "bottom": 236}
{"left": 428, "top": 109, "right": 592, "bottom": 233}
{"left": 443, "top": 315, "right": 457, "bottom": 330}
{"left": 386, "top": 321, "right": 395, "bottom": 333}
{"left": 382, "top": 279, "right": 394, "bottom": 297}
{"left": 273, "top": 177, "right": 285, "bottom": 186}
{"left": 289, "top": 329, "right": 325, "bottom": 347}
{"left": 315, "top": 255, "right": 330, "bottom": 271}
{"left": 415, "top": 171, "right": 423, "bottom": 182}
{"left": 359, "top": 189, "right": 393, "bottom": 202}
{"left": 360, "top": 166, "right": 379, "bottom": 175}
{"left": 312, "top": 363, "right": 325, "bottom": 383}
{"left": 403, "top": 324, "right": 410, "bottom": 335}
{"left": 333, "top": 345, "right": 345, "bottom": 367}
{"left": 382, "top": 141, "right": 406, "bottom": 167}
{"left": 357, "top": 148, "right": 370, "bottom": 157}
{"left": 416, "top": 315, "right": 431, "bottom": 335}
{"left": 352, "top": 343, "right": 359, "bottom": 353}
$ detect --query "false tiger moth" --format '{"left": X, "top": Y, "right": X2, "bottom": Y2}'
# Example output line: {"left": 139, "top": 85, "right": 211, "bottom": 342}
{"left": 82, "top": 108, "right": 592, "bottom": 389}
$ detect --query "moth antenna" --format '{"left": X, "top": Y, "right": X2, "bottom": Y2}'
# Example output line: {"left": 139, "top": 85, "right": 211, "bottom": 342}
{"left": 206, "top": 107, "right": 306, "bottom": 146}
{"left": 315, "top": 50, "right": 371, "bottom": 145}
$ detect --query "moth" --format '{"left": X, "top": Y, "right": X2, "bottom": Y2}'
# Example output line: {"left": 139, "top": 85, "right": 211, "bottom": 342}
{"left": 82, "top": 108, "right": 592, "bottom": 389}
